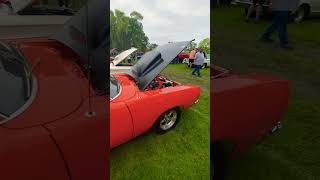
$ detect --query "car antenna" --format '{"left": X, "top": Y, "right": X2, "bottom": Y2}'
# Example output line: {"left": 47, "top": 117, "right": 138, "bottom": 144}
{"left": 85, "top": 3, "right": 95, "bottom": 118}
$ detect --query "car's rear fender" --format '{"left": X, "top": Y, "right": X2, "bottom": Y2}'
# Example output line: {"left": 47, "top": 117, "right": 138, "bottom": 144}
{"left": 212, "top": 77, "right": 289, "bottom": 154}
{"left": 126, "top": 85, "right": 200, "bottom": 137}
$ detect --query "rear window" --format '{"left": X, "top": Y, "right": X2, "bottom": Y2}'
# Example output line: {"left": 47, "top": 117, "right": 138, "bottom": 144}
{"left": 0, "top": 47, "right": 29, "bottom": 117}
{"left": 110, "top": 75, "right": 121, "bottom": 100}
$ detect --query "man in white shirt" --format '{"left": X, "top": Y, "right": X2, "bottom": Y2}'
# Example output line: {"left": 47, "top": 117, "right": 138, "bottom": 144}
{"left": 192, "top": 48, "right": 205, "bottom": 77}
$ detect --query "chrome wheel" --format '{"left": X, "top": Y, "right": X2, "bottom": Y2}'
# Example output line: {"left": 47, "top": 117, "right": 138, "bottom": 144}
{"left": 159, "top": 110, "right": 178, "bottom": 130}
{"left": 294, "top": 6, "right": 306, "bottom": 23}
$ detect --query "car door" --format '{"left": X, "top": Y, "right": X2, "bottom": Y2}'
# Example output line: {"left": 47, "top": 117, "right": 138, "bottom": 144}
{"left": 110, "top": 101, "right": 134, "bottom": 148}
{"left": 44, "top": 96, "right": 108, "bottom": 180}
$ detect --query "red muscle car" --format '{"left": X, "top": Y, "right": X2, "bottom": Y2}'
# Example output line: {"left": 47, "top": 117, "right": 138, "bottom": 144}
{"left": 211, "top": 65, "right": 289, "bottom": 179}
{"left": 0, "top": 0, "right": 108, "bottom": 180}
{"left": 110, "top": 41, "right": 201, "bottom": 149}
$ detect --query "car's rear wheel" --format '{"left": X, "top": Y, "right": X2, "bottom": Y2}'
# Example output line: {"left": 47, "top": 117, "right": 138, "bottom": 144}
{"left": 211, "top": 141, "right": 234, "bottom": 180}
{"left": 154, "top": 108, "right": 180, "bottom": 133}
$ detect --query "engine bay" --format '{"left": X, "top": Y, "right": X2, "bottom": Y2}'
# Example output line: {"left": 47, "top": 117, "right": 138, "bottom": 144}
{"left": 146, "top": 75, "right": 180, "bottom": 91}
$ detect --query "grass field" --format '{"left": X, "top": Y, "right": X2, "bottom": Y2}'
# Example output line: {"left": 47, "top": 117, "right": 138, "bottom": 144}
{"left": 213, "top": 6, "right": 320, "bottom": 180}
{"left": 110, "top": 64, "right": 210, "bottom": 179}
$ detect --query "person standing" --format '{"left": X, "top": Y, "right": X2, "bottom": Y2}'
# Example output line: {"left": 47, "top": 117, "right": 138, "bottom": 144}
{"left": 260, "top": 0, "right": 300, "bottom": 49}
{"left": 188, "top": 48, "right": 196, "bottom": 68}
{"left": 246, "top": 0, "right": 265, "bottom": 23}
{"left": 58, "top": 0, "right": 69, "bottom": 8}
{"left": 192, "top": 48, "right": 205, "bottom": 77}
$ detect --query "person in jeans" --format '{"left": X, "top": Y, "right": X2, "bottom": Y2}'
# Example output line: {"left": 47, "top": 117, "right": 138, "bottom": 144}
{"left": 260, "top": 0, "right": 300, "bottom": 49}
{"left": 192, "top": 48, "right": 205, "bottom": 77}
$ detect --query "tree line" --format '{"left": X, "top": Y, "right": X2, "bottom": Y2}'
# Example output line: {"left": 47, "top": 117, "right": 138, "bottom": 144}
{"left": 110, "top": 9, "right": 149, "bottom": 51}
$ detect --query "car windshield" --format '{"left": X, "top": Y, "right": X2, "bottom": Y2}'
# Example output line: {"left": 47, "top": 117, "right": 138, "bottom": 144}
{"left": 110, "top": 75, "right": 121, "bottom": 100}
{"left": 0, "top": 41, "right": 32, "bottom": 118}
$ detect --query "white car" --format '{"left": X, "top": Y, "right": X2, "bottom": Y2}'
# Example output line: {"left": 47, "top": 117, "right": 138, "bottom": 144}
{"left": 110, "top": 47, "right": 138, "bottom": 74}
{"left": 203, "top": 54, "right": 211, "bottom": 68}
{"left": 235, "top": 0, "right": 320, "bottom": 23}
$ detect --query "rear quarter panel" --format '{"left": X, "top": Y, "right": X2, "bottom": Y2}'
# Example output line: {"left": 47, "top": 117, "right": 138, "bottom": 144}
{"left": 127, "top": 85, "right": 200, "bottom": 137}
{"left": 211, "top": 74, "right": 289, "bottom": 153}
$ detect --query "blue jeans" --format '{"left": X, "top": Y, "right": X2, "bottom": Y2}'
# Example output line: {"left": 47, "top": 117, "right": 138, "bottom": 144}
{"left": 262, "top": 11, "right": 289, "bottom": 46}
{"left": 192, "top": 65, "right": 201, "bottom": 76}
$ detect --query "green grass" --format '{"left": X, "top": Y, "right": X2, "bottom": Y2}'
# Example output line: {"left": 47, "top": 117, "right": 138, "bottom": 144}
{"left": 110, "top": 64, "right": 210, "bottom": 179}
{"left": 213, "top": 6, "right": 320, "bottom": 180}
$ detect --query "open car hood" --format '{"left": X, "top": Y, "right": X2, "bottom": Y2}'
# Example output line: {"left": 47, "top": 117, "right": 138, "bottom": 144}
{"left": 50, "top": 0, "right": 108, "bottom": 91}
{"left": 112, "top": 47, "right": 137, "bottom": 66}
{"left": 2, "top": 0, "right": 74, "bottom": 14}
{"left": 129, "top": 40, "right": 192, "bottom": 90}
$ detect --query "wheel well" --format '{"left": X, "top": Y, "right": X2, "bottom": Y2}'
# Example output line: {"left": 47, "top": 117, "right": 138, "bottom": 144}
{"left": 152, "top": 106, "right": 182, "bottom": 129}
{"left": 211, "top": 140, "right": 235, "bottom": 159}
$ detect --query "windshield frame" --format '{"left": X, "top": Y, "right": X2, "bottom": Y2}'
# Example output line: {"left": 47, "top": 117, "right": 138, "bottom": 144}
{"left": 110, "top": 75, "right": 121, "bottom": 101}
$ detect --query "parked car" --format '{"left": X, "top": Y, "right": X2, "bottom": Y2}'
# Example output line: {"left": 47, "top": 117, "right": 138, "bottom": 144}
{"left": 235, "top": 0, "right": 320, "bottom": 23}
{"left": 172, "top": 51, "right": 189, "bottom": 64}
{"left": 110, "top": 47, "right": 137, "bottom": 74}
{"left": 203, "top": 54, "right": 210, "bottom": 68}
{"left": 211, "top": 65, "right": 289, "bottom": 179}
{"left": 0, "top": 0, "right": 108, "bottom": 179}
{"left": 0, "top": 0, "right": 74, "bottom": 39}
{"left": 110, "top": 41, "right": 201, "bottom": 149}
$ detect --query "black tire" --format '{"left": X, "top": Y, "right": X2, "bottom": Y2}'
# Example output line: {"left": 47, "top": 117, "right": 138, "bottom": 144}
{"left": 153, "top": 108, "right": 181, "bottom": 134}
{"left": 292, "top": 5, "right": 307, "bottom": 23}
{"left": 211, "top": 142, "right": 230, "bottom": 180}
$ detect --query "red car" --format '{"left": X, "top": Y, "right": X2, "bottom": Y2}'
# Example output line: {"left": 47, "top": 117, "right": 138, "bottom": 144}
{"left": 211, "top": 65, "right": 289, "bottom": 178}
{"left": 178, "top": 52, "right": 189, "bottom": 61}
{"left": 0, "top": 1, "right": 108, "bottom": 180}
{"left": 110, "top": 41, "right": 201, "bottom": 149}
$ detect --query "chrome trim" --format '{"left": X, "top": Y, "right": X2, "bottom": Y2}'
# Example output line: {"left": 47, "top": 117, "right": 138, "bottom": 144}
{"left": 110, "top": 82, "right": 122, "bottom": 102}
{"left": 0, "top": 75, "right": 38, "bottom": 125}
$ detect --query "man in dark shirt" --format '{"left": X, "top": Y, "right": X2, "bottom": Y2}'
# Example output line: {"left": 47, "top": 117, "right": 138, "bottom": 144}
{"left": 260, "top": 0, "right": 300, "bottom": 49}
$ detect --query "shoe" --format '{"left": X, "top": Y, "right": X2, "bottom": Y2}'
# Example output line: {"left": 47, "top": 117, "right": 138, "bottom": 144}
{"left": 260, "top": 37, "right": 274, "bottom": 43}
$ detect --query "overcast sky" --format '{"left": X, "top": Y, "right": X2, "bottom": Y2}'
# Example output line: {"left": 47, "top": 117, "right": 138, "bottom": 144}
{"left": 110, "top": 0, "right": 210, "bottom": 45}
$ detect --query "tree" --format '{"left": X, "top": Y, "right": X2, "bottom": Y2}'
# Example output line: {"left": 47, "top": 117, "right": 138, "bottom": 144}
{"left": 110, "top": 9, "right": 149, "bottom": 51}
{"left": 198, "top": 38, "right": 210, "bottom": 54}
{"left": 146, "top": 43, "right": 158, "bottom": 51}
